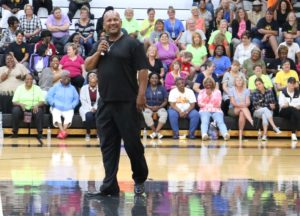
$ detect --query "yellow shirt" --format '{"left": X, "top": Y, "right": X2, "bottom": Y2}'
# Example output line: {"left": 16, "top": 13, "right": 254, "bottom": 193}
{"left": 140, "top": 19, "right": 156, "bottom": 39}
{"left": 274, "top": 70, "right": 299, "bottom": 89}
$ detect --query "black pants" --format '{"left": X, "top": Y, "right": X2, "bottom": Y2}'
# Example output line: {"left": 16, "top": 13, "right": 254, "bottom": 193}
{"left": 71, "top": 76, "right": 85, "bottom": 89}
{"left": 67, "top": 1, "right": 92, "bottom": 21}
{"left": 85, "top": 111, "right": 96, "bottom": 134}
{"left": 12, "top": 106, "right": 44, "bottom": 134}
{"left": 96, "top": 99, "right": 148, "bottom": 193}
{"left": 32, "top": 0, "right": 53, "bottom": 15}
{"left": 279, "top": 107, "right": 300, "bottom": 133}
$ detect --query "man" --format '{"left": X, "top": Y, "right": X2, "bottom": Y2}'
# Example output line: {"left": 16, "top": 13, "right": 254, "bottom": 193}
{"left": 1, "top": 0, "right": 28, "bottom": 28}
{"left": 252, "top": 9, "right": 279, "bottom": 58}
{"left": 122, "top": 8, "right": 139, "bottom": 39}
{"left": 279, "top": 33, "right": 300, "bottom": 64}
{"left": 85, "top": 11, "right": 149, "bottom": 195}
{"left": 247, "top": 0, "right": 265, "bottom": 28}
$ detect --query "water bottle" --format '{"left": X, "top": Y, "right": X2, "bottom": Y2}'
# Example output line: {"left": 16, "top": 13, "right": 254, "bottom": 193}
{"left": 0, "top": 111, "right": 3, "bottom": 139}
{"left": 258, "top": 129, "right": 262, "bottom": 140}
{"left": 47, "top": 127, "right": 51, "bottom": 142}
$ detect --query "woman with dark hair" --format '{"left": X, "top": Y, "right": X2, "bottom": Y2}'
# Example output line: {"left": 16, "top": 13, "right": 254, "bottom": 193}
{"left": 208, "top": 44, "right": 231, "bottom": 82}
{"left": 282, "top": 11, "right": 300, "bottom": 46}
{"left": 29, "top": 44, "right": 50, "bottom": 82}
{"left": 149, "top": 19, "right": 169, "bottom": 44}
{"left": 233, "top": 31, "right": 256, "bottom": 65}
{"left": 274, "top": 0, "right": 292, "bottom": 28}
{"left": 211, "top": 8, "right": 224, "bottom": 31}
{"left": 231, "top": 8, "right": 251, "bottom": 49}
{"left": 251, "top": 77, "right": 281, "bottom": 141}
{"left": 64, "top": 32, "right": 85, "bottom": 57}
{"left": 140, "top": 8, "right": 156, "bottom": 42}
{"left": 0, "top": 16, "right": 20, "bottom": 50}
{"left": 34, "top": 30, "right": 56, "bottom": 56}
{"left": 96, "top": 6, "right": 114, "bottom": 39}
{"left": 143, "top": 73, "right": 168, "bottom": 139}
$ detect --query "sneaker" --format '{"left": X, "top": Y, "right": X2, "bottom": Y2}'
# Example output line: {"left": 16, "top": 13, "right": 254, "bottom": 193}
{"left": 173, "top": 132, "right": 179, "bottom": 139}
{"left": 291, "top": 133, "right": 298, "bottom": 141}
{"left": 202, "top": 134, "right": 209, "bottom": 141}
{"left": 223, "top": 133, "right": 230, "bottom": 141}
{"left": 261, "top": 135, "right": 268, "bottom": 141}
{"left": 157, "top": 133, "right": 163, "bottom": 139}
{"left": 57, "top": 131, "right": 64, "bottom": 139}
{"left": 149, "top": 132, "right": 157, "bottom": 139}
{"left": 134, "top": 183, "right": 145, "bottom": 195}
{"left": 274, "top": 127, "right": 282, "bottom": 134}
{"left": 85, "top": 134, "right": 91, "bottom": 142}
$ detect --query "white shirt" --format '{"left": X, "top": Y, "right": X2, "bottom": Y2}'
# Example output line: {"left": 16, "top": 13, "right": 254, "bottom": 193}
{"left": 279, "top": 42, "right": 300, "bottom": 63}
{"left": 233, "top": 43, "right": 257, "bottom": 65}
{"left": 168, "top": 87, "right": 196, "bottom": 112}
{"left": 278, "top": 89, "right": 300, "bottom": 108}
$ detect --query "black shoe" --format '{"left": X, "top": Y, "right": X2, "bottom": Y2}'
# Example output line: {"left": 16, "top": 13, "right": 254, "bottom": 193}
{"left": 10, "top": 133, "right": 18, "bottom": 138}
{"left": 134, "top": 183, "right": 145, "bottom": 195}
{"left": 37, "top": 134, "right": 44, "bottom": 139}
{"left": 87, "top": 188, "right": 120, "bottom": 197}
{"left": 188, "top": 134, "right": 196, "bottom": 139}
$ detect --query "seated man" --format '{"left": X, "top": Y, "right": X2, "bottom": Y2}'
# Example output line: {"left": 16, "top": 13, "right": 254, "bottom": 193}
{"left": 122, "top": 8, "right": 139, "bottom": 39}
{"left": 11, "top": 74, "right": 45, "bottom": 138}
{"left": 47, "top": 71, "right": 79, "bottom": 139}
{"left": 252, "top": 9, "right": 279, "bottom": 58}
{"left": 168, "top": 77, "right": 199, "bottom": 139}
{"left": 1, "top": 0, "right": 28, "bottom": 28}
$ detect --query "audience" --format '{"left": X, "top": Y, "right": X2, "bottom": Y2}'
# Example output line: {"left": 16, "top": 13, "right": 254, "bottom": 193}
{"left": 79, "top": 76, "right": 100, "bottom": 141}
{"left": 29, "top": 44, "right": 50, "bottom": 82}
{"left": 11, "top": 73, "right": 44, "bottom": 139}
{"left": 242, "top": 48, "right": 266, "bottom": 78}
{"left": 34, "top": 30, "right": 56, "bottom": 57}
{"left": 140, "top": 8, "right": 156, "bottom": 44}
{"left": 165, "top": 60, "right": 186, "bottom": 91}
{"left": 282, "top": 11, "right": 300, "bottom": 47}
{"left": 143, "top": 73, "right": 168, "bottom": 139}
{"left": 1, "top": 0, "right": 28, "bottom": 29}
{"left": 47, "top": 72, "right": 79, "bottom": 139}
{"left": 233, "top": 31, "right": 256, "bottom": 65}
{"left": 247, "top": 0, "right": 265, "bottom": 28}
{"left": 64, "top": 32, "right": 85, "bottom": 57}
{"left": 164, "top": 6, "right": 184, "bottom": 43}
{"left": 248, "top": 65, "right": 273, "bottom": 92}
{"left": 274, "top": 60, "right": 299, "bottom": 92}
{"left": 149, "top": 19, "right": 169, "bottom": 44}
{"left": 147, "top": 45, "right": 164, "bottom": 78}
{"left": 0, "top": 16, "right": 20, "bottom": 51}
{"left": 67, "top": 0, "right": 93, "bottom": 22}
{"left": 122, "top": 8, "right": 139, "bottom": 39}
{"left": 168, "top": 77, "right": 199, "bottom": 139}
{"left": 32, "top": 0, "right": 53, "bottom": 16}
{"left": 198, "top": 77, "right": 230, "bottom": 141}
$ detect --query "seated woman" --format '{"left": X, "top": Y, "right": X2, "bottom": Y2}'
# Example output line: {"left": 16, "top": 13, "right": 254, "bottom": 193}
{"left": 29, "top": 44, "right": 50, "bottom": 82}
{"left": 64, "top": 32, "right": 85, "bottom": 57}
{"left": 143, "top": 73, "right": 168, "bottom": 139}
{"left": 278, "top": 77, "right": 300, "bottom": 141}
{"left": 242, "top": 48, "right": 266, "bottom": 78}
{"left": 228, "top": 75, "right": 254, "bottom": 140}
{"left": 198, "top": 77, "right": 230, "bottom": 141}
{"left": 79, "top": 76, "right": 100, "bottom": 141}
{"left": 11, "top": 74, "right": 45, "bottom": 138}
{"left": 60, "top": 43, "right": 86, "bottom": 89}
{"left": 164, "top": 60, "right": 186, "bottom": 92}
{"left": 0, "top": 16, "right": 20, "bottom": 52}
{"left": 233, "top": 31, "right": 256, "bottom": 65}
{"left": 274, "top": 59, "right": 299, "bottom": 93}
{"left": 39, "top": 56, "right": 68, "bottom": 96}
{"left": 193, "top": 60, "right": 218, "bottom": 94}
{"left": 248, "top": 65, "right": 273, "bottom": 92}
{"left": 147, "top": 45, "right": 164, "bottom": 78}
{"left": 156, "top": 32, "right": 179, "bottom": 74}
{"left": 251, "top": 78, "right": 281, "bottom": 141}
{"left": 168, "top": 77, "right": 199, "bottom": 139}
{"left": 222, "top": 60, "right": 246, "bottom": 115}
{"left": 149, "top": 19, "right": 169, "bottom": 44}
{"left": 47, "top": 71, "right": 79, "bottom": 139}
{"left": 34, "top": 30, "right": 56, "bottom": 56}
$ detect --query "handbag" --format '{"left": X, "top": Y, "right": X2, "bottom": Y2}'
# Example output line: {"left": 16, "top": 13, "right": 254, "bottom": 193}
{"left": 23, "top": 111, "right": 32, "bottom": 123}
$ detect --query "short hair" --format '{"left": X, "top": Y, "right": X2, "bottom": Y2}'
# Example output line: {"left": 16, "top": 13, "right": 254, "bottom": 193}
{"left": 253, "top": 64, "right": 263, "bottom": 70}
{"left": 281, "top": 59, "right": 290, "bottom": 67}
{"left": 7, "top": 16, "right": 19, "bottom": 27}
{"left": 203, "top": 77, "right": 216, "bottom": 90}
{"left": 67, "top": 43, "right": 79, "bottom": 55}
{"left": 175, "top": 77, "right": 184, "bottom": 84}
{"left": 40, "top": 29, "right": 52, "bottom": 39}
{"left": 168, "top": 6, "right": 175, "bottom": 13}
{"left": 241, "top": 30, "right": 251, "bottom": 39}
{"left": 203, "top": 60, "right": 215, "bottom": 69}
{"left": 24, "top": 4, "right": 33, "bottom": 11}
{"left": 68, "top": 32, "right": 80, "bottom": 43}
{"left": 147, "top": 8, "right": 155, "bottom": 14}
{"left": 15, "top": 30, "right": 24, "bottom": 36}
{"left": 213, "top": 45, "right": 226, "bottom": 56}
{"left": 182, "top": 51, "right": 193, "bottom": 59}
{"left": 159, "top": 32, "right": 169, "bottom": 39}
{"left": 278, "top": 45, "right": 288, "bottom": 54}
{"left": 50, "top": 55, "right": 60, "bottom": 62}
{"left": 52, "top": 7, "right": 61, "bottom": 14}
{"left": 255, "top": 77, "right": 264, "bottom": 84}
{"left": 232, "top": 60, "right": 240, "bottom": 66}
{"left": 125, "top": 8, "right": 134, "bottom": 14}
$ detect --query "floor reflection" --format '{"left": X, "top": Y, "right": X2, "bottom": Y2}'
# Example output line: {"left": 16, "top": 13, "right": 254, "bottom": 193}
{"left": 1, "top": 180, "right": 300, "bottom": 215}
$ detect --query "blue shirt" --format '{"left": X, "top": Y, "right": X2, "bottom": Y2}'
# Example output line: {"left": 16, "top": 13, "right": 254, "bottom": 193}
{"left": 145, "top": 85, "right": 168, "bottom": 106}
{"left": 208, "top": 56, "right": 231, "bottom": 76}
{"left": 47, "top": 82, "right": 79, "bottom": 111}
{"left": 164, "top": 19, "right": 185, "bottom": 39}
{"left": 195, "top": 72, "right": 218, "bottom": 90}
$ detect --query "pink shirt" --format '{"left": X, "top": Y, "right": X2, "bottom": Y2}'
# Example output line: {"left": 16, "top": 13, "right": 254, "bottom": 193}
{"left": 195, "top": 18, "right": 205, "bottom": 32}
{"left": 164, "top": 71, "right": 187, "bottom": 91}
{"left": 60, "top": 55, "right": 84, "bottom": 78}
{"left": 237, "top": 20, "right": 246, "bottom": 39}
{"left": 197, "top": 89, "right": 223, "bottom": 113}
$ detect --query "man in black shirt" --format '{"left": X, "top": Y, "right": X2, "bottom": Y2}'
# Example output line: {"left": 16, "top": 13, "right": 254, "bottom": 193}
{"left": 85, "top": 11, "right": 149, "bottom": 196}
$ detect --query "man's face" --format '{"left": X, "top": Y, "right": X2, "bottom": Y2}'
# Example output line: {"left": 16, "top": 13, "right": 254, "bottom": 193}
{"left": 285, "top": 35, "right": 293, "bottom": 45}
{"left": 103, "top": 11, "right": 122, "bottom": 35}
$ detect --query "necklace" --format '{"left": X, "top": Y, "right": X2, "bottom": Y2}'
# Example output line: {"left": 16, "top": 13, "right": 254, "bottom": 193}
{"left": 89, "top": 86, "right": 97, "bottom": 92}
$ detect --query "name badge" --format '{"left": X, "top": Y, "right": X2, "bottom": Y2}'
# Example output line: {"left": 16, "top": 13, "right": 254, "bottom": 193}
{"left": 171, "top": 32, "right": 176, "bottom": 39}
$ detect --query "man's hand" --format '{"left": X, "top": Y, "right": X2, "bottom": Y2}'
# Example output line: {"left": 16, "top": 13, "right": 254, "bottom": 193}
{"left": 136, "top": 94, "right": 146, "bottom": 112}
{"left": 97, "top": 40, "right": 109, "bottom": 54}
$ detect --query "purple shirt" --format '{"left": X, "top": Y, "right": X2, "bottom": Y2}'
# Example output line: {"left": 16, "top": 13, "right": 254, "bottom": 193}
{"left": 156, "top": 42, "right": 178, "bottom": 66}
{"left": 46, "top": 14, "right": 70, "bottom": 38}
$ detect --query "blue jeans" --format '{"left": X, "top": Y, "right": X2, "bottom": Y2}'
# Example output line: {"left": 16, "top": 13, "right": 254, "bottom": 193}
{"left": 80, "top": 37, "right": 94, "bottom": 56}
{"left": 252, "top": 38, "right": 263, "bottom": 49}
{"left": 199, "top": 111, "right": 228, "bottom": 136}
{"left": 168, "top": 108, "right": 199, "bottom": 135}
{"left": 52, "top": 35, "right": 69, "bottom": 55}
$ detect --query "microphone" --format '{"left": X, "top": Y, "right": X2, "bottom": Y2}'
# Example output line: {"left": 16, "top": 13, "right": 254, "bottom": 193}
{"left": 100, "top": 33, "right": 110, "bottom": 56}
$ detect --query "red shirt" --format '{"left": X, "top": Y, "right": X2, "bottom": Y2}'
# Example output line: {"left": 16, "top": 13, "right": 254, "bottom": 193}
{"left": 60, "top": 55, "right": 84, "bottom": 78}
{"left": 34, "top": 41, "right": 56, "bottom": 56}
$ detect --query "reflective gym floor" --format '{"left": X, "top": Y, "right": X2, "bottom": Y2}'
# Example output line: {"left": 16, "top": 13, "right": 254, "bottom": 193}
{"left": 0, "top": 137, "right": 300, "bottom": 215}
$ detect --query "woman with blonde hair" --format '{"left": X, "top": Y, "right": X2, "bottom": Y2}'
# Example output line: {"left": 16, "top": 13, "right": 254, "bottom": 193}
{"left": 164, "top": 6, "right": 184, "bottom": 43}
{"left": 147, "top": 45, "right": 164, "bottom": 78}
{"left": 228, "top": 75, "right": 254, "bottom": 140}
{"left": 198, "top": 77, "right": 230, "bottom": 141}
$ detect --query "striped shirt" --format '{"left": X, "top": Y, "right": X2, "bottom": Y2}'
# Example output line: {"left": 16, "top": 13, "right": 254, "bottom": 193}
{"left": 19, "top": 15, "right": 42, "bottom": 35}
{"left": 75, "top": 19, "right": 95, "bottom": 37}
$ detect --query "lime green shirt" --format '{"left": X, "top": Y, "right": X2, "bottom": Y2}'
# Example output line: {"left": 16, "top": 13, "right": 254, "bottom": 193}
{"left": 122, "top": 18, "right": 139, "bottom": 35}
{"left": 208, "top": 30, "right": 232, "bottom": 45}
{"left": 186, "top": 44, "right": 208, "bottom": 66}
{"left": 12, "top": 84, "right": 45, "bottom": 110}
{"left": 140, "top": 19, "right": 156, "bottom": 39}
{"left": 248, "top": 74, "right": 273, "bottom": 91}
